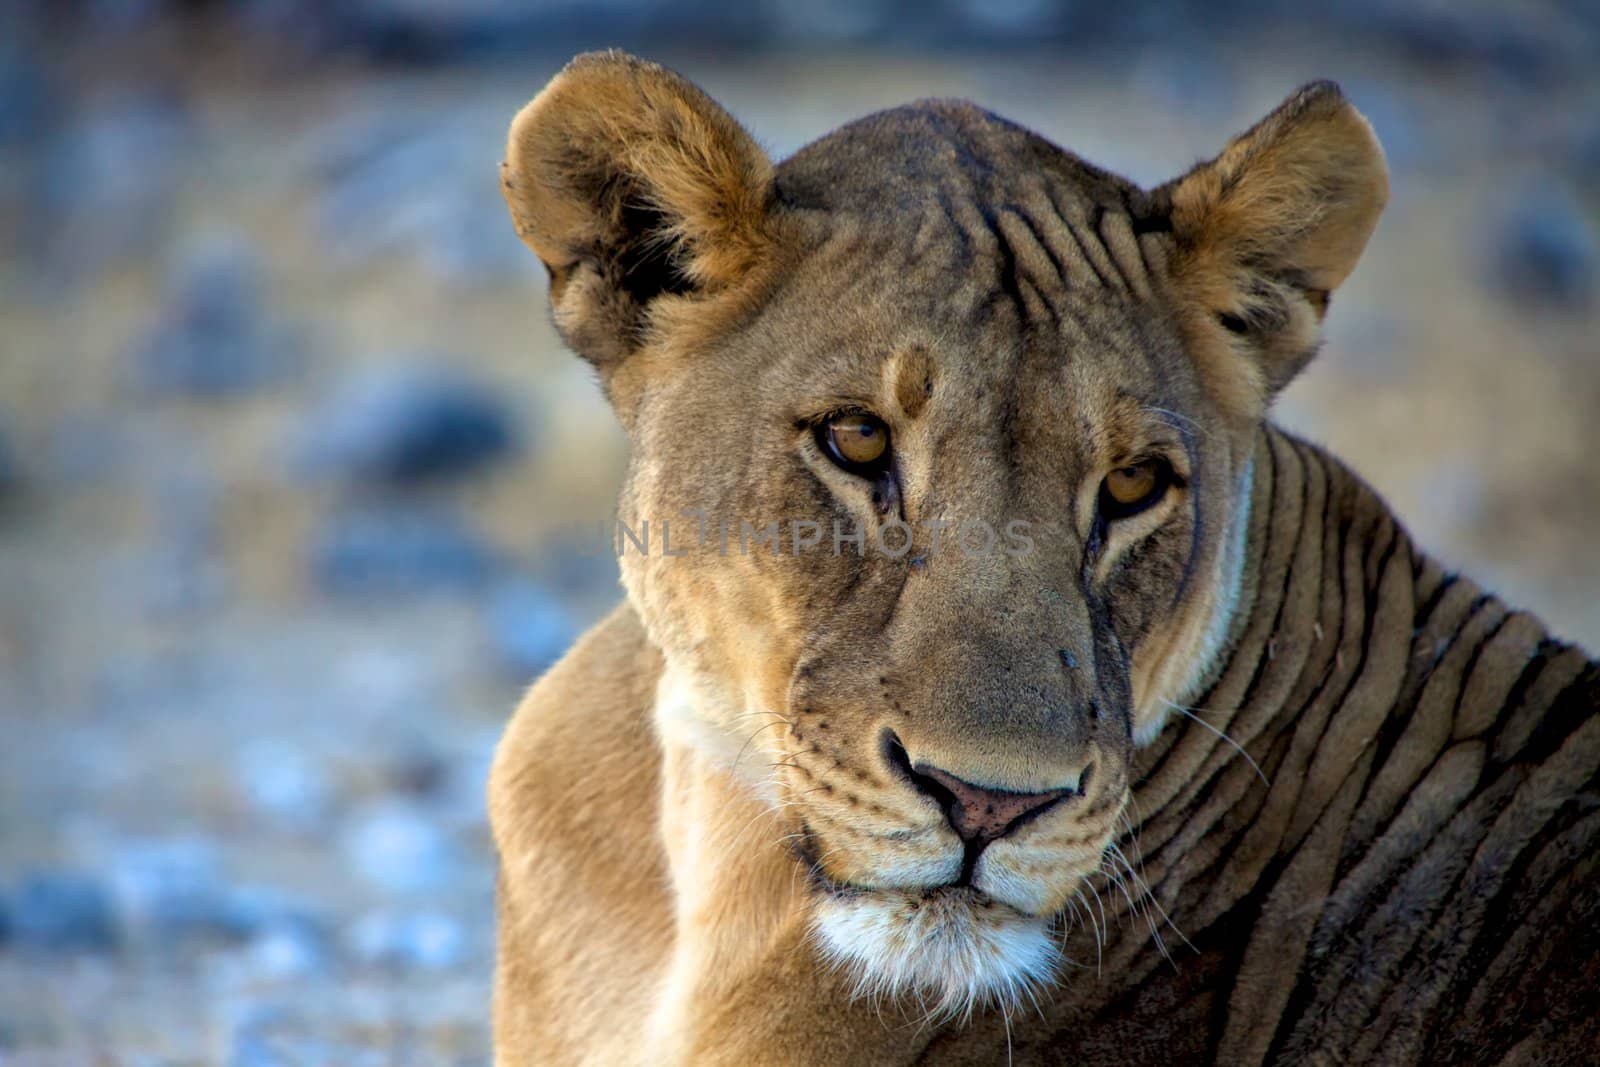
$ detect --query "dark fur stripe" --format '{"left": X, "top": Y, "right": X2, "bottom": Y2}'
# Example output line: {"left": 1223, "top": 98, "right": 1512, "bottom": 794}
{"left": 922, "top": 423, "right": 1599, "bottom": 1065}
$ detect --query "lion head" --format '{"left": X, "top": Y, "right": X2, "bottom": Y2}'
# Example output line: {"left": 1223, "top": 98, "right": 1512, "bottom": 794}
{"left": 501, "top": 51, "right": 1386, "bottom": 1019}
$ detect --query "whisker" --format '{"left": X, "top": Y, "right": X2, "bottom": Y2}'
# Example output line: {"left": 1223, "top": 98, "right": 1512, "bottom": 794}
{"left": 1160, "top": 698, "right": 1270, "bottom": 786}
{"left": 722, "top": 805, "right": 780, "bottom": 853}
{"left": 1087, "top": 881, "right": 1109, "bottom": 978}
{"left": 1098, "top": 858, "right": 1141, "bottom": 930}
{"left": 1141, "top": 405, "right": 1210, "bottom": 441}
{"left": 1102, "top": 853, "right": 1167, "bottom": 963}
{"left": 1108, "top": 838, "right": 1194, "bottom": 957}
{"left": 728, "top": 706, "right": 792, "bottom": 725}
{"left": 1067, "top": 885, "right": 1104, "bottom": 978}
{"left": 733, "top": 717, "right": 790, "bottom": 772}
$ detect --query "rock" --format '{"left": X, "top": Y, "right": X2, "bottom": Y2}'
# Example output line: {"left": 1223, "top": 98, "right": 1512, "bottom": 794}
{"left": 314, "top": 120, "right": 535, "bottom": 285}
{"left": 309, "top": 504, "right": 497, "bottom": 597}
{"left": 1323, "top": 310, "right": 1411, "bottom": 383}
{"left": 228, "top": 1004, "right": 388, "bottom": 1067}
{"left": 1412, "top": 458, "right": 1490, "bottom": 534}
{"left": 236, "top": 741, "right": 335, "bottom": 832}
{"left": 765, "top": 0, "right": 888, "bottom": 46}
{"left": 27, "top": 91, "right": 190, "bottom": 289}
{"left": 108, "top": 838, "right": 260, "bottom": 942}
{"left": 226, "top": 1031, "right": 283, "bottom": 1067}
{"left": 225, "top": 1005, "right": 298, "bottom": 1067}
{"left": 953, "top": 0, "right": 1068, "bottom": 40}
{"left": 341, "top": 803, "right": 459, "bottom": 895}
{"left": 246, "top": 919, "right": 332, "bottom": 980}
{"left": 434, "top": 731, "right": 499, "bottom": 832}
{"left": 295, "top": 364, "right": 520, "bottom": 488}
{"left": 1338, "top": 82, "right": 1429, "bottom": 174}
{"left": 1493, "top": 183, "right": 1597, "bottom": 309}
{"left": 1570, "top": 120, "right": 1600, "bottom": 192}
{"left": 143, "top": 539, "right": 230, "bottom": 618}
{"left": 142, "top": 466, "right": 230, "bottom": 616}
{"left": 1325, "top": 3, "right": 1581, "bottom": 84}
{"left": 0, "top": 418, "right": 17, "bottom": 498}
{"left": 484, "top": 578, "right": 575, "bottom": 678}
{"left": 532, "top": 531, "right": 622, "bottom": 604}
{"left": 132, "top": 234, "right": 300, "bottom": 398}
{"left": 377, "top": 739, "right": 448, "bottom": 798}
{"left": 420, "top": 188, "right": 541, "bottom": 286}
{"left": 61, "top": 1, "right": 166, "bottom": 34}
{"left": 7, "top": 870, "right": 118, "bottom": 951}
{"left": 309, "top": 0, "right": 730, "bottom": 64}
{"left": 1129, "top": 45, "right": 1236, "bottom": 123}
{"left": 42, "top": 413, "right": 133, "bottom": 488}
{"left": 346, "top": 909, "right": 465, "bottom": 970}
{"left": 0, "top": 47, "right": 57, "bottom": 149}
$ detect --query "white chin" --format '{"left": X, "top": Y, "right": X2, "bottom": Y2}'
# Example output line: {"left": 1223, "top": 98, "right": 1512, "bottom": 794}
{"left": 812, "top": 887, "right": 1059, "bottom": 1023}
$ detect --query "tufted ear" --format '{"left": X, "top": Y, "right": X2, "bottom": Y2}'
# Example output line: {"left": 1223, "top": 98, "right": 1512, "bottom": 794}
{"left": 1157, "top": 81, "right": 1388, "bottom": 407}
{"left": 501, "top": 50, "right": 776, "bottom": 375}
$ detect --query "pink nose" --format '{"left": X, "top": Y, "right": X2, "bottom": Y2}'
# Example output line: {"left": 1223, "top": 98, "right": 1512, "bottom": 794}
{"left": 912, "top": 764, "right": 1075, "bottom": 844}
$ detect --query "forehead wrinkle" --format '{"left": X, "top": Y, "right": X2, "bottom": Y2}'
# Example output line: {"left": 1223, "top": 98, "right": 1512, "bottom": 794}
{"left": 1009, "top": 339, "right": 1073, "bottom": 464}
{"left": 1035, "top": 291, "right": 1179, "bottom": 452}
{"left": 995, "top": 332, "right": 1034, "bottom": 506}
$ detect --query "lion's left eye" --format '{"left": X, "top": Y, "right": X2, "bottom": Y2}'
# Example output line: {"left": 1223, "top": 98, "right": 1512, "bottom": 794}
{"left": 1099, "top": 458, "right": 1171, "bottom": 519}
{"left": 819, "top": 413, "right": 891, "bottom": 475}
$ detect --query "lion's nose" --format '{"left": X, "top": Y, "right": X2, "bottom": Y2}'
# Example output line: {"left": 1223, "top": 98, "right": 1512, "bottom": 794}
{"left": 906, "top": 760, "right": 1079, "bottom": 845}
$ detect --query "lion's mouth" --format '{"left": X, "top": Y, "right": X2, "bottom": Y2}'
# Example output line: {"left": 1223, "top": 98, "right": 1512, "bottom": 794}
{"left": 790, "top": 820, "right": 1061, "bottom": 919}
{"left": 792, "top": 825, "right": 1055, "bottom": 942}
{"left": 790, "top": 824, "right": 865, "bottom": 898}
{"left": 887, "top": 881, "right": 1025, "bottom": 919}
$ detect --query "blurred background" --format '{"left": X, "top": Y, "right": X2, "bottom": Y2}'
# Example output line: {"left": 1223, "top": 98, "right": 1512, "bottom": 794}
{"left": 0, "top": 1, "right": 1596, "bottom": 1063}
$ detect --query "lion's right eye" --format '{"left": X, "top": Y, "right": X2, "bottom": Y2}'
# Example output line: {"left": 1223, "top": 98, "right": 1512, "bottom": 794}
{"left": 819, "top": 413, "right": 891, "bottom": 475}
{"left": 1098, "top": 457, "right": 1172, "bottom": 520}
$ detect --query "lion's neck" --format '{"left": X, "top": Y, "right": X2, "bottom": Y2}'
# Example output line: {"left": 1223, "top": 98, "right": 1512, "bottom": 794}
{"left": 987, "top": 421, "right": 1600, "bottom": 1067}
{"left": 1087, "top": 424, "right": 1427, "bottom": 989}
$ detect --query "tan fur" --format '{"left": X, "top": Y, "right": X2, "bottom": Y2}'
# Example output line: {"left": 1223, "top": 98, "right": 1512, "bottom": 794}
{"left": 490, "top": 53, "right": 1599, "bottom": 1065}
{"left": 501, "top": 51, "right": 774, "bottom": 289}
{"left": 1160, "top": 80, "right": 1389, "bottom": 406}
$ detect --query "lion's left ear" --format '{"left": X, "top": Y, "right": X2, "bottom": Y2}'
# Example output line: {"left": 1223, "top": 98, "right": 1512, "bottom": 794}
{"left": 501, "top": 50, "right": 776, "bottom": 377}
{"left": 1156, "top": 81, "right": 1388, "bottom": 406}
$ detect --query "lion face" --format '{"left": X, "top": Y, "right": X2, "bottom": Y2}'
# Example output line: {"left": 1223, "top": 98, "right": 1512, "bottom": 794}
{"left": 503, "top": 54, "right": 1385, "bottom": 1017}
{"left": 618, "top": 196, "right": 1250, "bottom": 1015}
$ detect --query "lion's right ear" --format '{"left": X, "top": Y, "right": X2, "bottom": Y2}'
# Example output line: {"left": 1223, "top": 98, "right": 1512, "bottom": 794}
{"left": 1156, "top": 82, "right": 1388, "bottom": 413}
{"left": 501, "top": 50, "right": 775, "bottom": 374}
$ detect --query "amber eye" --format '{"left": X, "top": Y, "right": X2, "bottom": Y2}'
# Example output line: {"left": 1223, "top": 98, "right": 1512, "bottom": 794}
{"left": 819, "top": 413, "right": 890, "bottom": 474}
{"left": 1099, "top": 458, "right": 1171, "bottom": 519}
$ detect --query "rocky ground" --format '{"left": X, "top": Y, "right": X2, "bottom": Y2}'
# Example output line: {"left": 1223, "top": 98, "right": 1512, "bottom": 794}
{"left": 1, "top": 3, "right": 1596, "bottom": 1063}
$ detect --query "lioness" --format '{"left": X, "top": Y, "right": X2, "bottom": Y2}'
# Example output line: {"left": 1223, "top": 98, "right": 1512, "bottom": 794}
{"left": 490, "top": 51, "right": 1600, "bottom": 1065}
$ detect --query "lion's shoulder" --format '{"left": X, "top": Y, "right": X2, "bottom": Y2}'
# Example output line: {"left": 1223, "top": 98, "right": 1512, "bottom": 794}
{"left": 489, "top": 603, "right": 670, "bottom": 1062}
{"left": 489, "top": 601, "right": 664, "bottom": 856}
